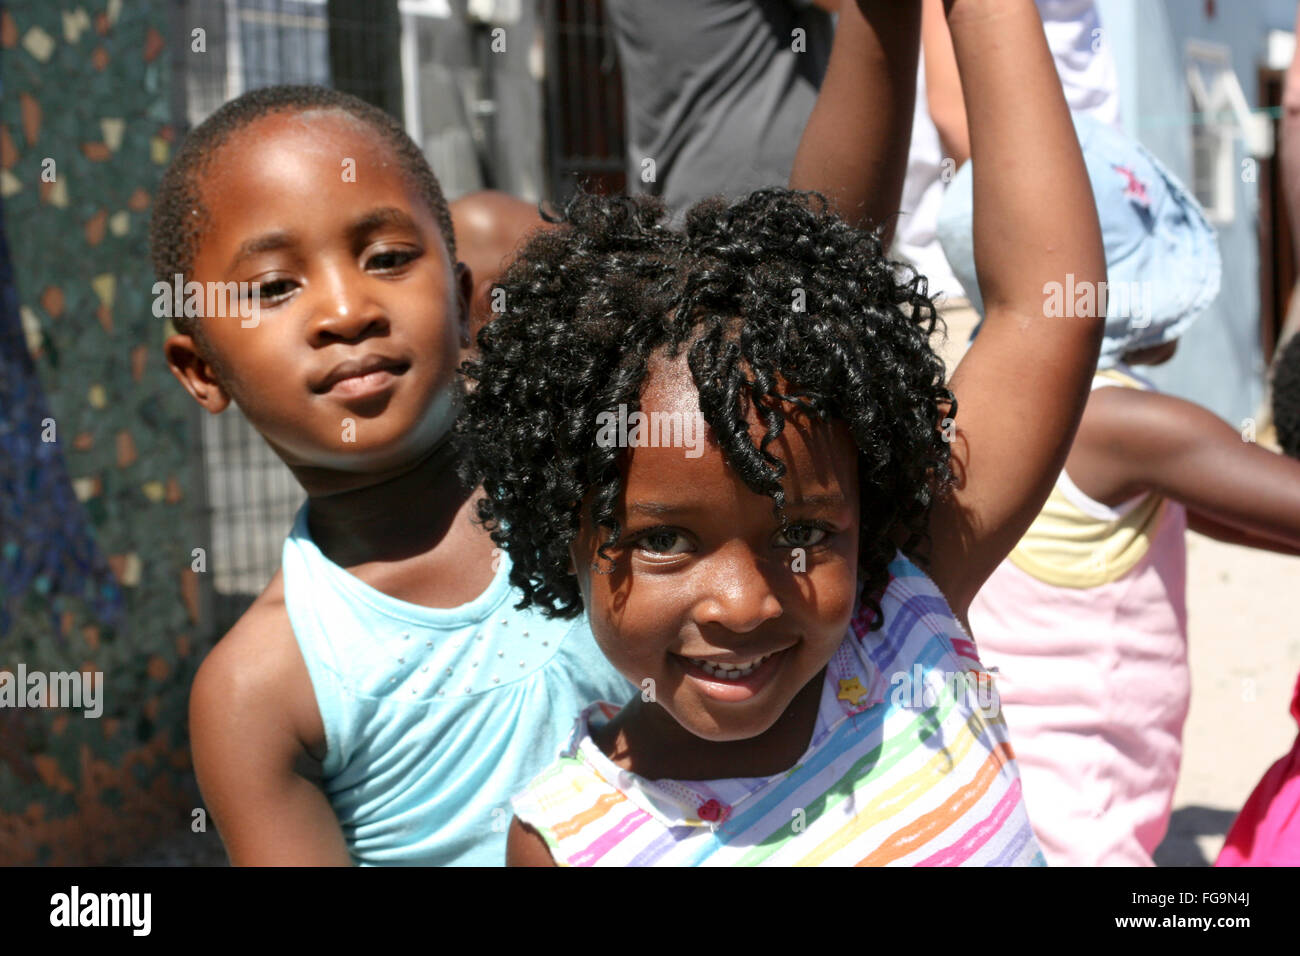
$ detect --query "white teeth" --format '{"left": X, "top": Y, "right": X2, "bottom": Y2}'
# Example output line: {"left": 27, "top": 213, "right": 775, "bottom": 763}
{"left": 686, "top": 652, "right": 774, "bottom": 679}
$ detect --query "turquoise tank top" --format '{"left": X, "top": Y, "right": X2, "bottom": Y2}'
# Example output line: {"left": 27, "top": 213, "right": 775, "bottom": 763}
{"left": 280, "top": 504, "right": 634, "bottom": 865}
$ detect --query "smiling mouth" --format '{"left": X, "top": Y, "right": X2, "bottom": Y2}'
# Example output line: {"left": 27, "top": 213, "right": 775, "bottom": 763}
{"left": 683, "top": 653, "right": 778, "bottom": 680}
{"left": 673, "top": 647, "right": 792, "bottom": 702}
{"left": 313, "top": 356, "right": 410, "bottom": 395}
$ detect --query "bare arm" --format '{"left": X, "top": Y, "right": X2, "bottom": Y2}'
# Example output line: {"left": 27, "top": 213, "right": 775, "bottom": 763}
{"left": 1186, "top": 511, "right": 1300, "bottom": 557}
{"left": 506, "top": 817, "right": 558, "bottom": 866}
{"left": 922, "top": 0, "right": 969, "bottom": 166}
{"left": 789, "top": 0, "right": 921, "bottom": 239}
{"left": 925, "top": 0, "right": 1107, "bottom": 616}
{"left": 189, "top": 598, "right": 352, "bottom": 866}
{"left": 1071, "top": 387, "right": 1300, "bottom": 553}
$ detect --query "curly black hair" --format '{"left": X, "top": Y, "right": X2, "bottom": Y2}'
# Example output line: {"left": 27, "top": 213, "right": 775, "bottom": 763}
{"left": 1273, "top": 333, "right": 1300, "bottom": 460}
{"left": 149, "top": 85, "right": 456, "bottom": 338}
{"left": 456, "top": 189, "right": 956, "bottom": 629}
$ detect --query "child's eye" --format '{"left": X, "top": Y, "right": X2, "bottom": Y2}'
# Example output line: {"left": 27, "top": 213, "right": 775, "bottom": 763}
{"left": 366, "top": 248, "right": 420, "bottom": 272}
{"left": 634, "top": 528, "right": 692, "bottom": 556}
{"left": 775, "top": 523, "right": 829, "bottom": 549}
{"left": 250, "top": 279, "right": 295, "bottom": 303}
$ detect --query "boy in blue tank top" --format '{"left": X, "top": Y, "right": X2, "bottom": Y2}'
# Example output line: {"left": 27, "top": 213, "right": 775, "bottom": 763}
{"left": 152, "top": 87, "right": 633, "bottom": 865}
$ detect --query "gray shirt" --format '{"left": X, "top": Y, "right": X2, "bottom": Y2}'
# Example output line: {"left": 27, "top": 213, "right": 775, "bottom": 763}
{"left": 605, "top": 0, "right": 833, "bottom": 212}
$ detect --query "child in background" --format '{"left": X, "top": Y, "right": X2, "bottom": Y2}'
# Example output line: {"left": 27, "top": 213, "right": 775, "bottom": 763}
{"left": 449, "top": 190, "right": 553, "bottom": 339}
{"left": 153, "top": 86, "right": 632, "bottom": 865}
{"left": 938, "top": 115, "right": 1300, "bottom": 866}
{"left": 1217, "top": 334, "right": 1300, "bottom": 866}
{"left": 457, "top": 0, "right": 1109, "bottom": 866}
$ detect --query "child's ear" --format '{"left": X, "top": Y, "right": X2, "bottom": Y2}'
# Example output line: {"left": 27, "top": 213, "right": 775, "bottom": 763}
{"left": 454, "top": 260, "right": 474, "bottom": 350}
{"left": 164, "top": 333, "right": 231, "bottom": 414}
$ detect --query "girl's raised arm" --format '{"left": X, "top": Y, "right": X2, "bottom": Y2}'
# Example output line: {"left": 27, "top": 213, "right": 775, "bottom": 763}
{"left": 925, "top": 0, "right": 1106, "bottom": 616}
{"left": 789, "top": 0, "right": 921, "bottom": 240}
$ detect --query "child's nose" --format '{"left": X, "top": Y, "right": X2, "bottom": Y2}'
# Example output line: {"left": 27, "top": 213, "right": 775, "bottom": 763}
{"left": 691, "top": 545, "right": 784, "bottom": 634}
{"left": 308, "top": 269, "right": 387, "bottom": 344}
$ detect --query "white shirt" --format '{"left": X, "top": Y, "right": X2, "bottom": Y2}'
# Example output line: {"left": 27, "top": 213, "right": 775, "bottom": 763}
{"left": 1037, "top": 0, "right": 1122, "bottom": 129}
{"left": 894, "top": 0, "right": 1122, "bottom": 301}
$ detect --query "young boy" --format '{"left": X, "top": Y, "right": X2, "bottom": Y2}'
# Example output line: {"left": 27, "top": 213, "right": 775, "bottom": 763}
{"left": 153, "top": 87, "right": 632, "bottom": 865}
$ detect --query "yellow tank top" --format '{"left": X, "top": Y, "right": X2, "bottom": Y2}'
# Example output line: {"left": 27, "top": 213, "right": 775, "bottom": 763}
{"left": 1007, "top": 367, "right": 1168, "bottom": 589}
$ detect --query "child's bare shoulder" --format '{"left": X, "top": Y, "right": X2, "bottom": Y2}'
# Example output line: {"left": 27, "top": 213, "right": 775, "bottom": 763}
{"left": 190, "top": 571, "right": 326, "bottom": 764}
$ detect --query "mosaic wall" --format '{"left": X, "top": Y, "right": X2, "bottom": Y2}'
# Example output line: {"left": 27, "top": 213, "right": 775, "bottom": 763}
{"left": 0, "top": 0, "right": 211, "bottom": 864}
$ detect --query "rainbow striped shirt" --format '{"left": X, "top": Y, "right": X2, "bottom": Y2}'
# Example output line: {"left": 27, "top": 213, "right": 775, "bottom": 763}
{"left": 510, "top": 552, "right": 1046, "bottom": 866}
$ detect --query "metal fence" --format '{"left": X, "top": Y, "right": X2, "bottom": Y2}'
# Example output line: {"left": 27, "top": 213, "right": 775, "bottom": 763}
{"left": 541, "top": 0, "right": 626, "bottom": 201}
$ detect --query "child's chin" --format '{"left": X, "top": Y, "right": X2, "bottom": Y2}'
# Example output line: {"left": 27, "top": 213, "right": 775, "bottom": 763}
{"left": 673, "top": 695, "right": 794, "bottom": 745}
{"left": 290, "top": 430, "right": 438, "bottom": 475}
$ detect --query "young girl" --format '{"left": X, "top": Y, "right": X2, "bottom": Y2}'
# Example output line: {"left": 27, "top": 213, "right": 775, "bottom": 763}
{"left": 937, "top": 115, "right": 1300, "bottom": 866}
{"left": 457, "top": 0, "right": 1109, "bottom": 865}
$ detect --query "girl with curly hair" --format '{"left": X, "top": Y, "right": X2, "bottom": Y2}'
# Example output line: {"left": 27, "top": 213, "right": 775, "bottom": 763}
{"left": 459, "top": 0, "right": 1108, "bottom": 866}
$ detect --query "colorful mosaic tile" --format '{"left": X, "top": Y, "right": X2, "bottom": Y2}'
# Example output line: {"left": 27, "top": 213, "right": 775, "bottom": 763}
{"left": 1, "top": 0, "right": 209, "bottom": 864}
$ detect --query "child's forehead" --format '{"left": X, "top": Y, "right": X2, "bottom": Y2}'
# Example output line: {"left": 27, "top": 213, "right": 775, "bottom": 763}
{"left": 640, "top": 351, "right": 705, "bottom": 417}
{"left": 635, "top": 351, "right": 855, "bottom": 478}
{"left": 640, "top": 349, "right": 819, "bottom": 427}
{"left": 188, "top": 109, "right": 438, "bottom": 268}
{"left": 203, "top": 109, "right": 395, "bottom": 186}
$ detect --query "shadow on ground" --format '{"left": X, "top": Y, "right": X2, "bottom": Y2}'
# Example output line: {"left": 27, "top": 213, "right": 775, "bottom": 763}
{"left": 1153, "top": 806, "right": 1239, "bottom": 866}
